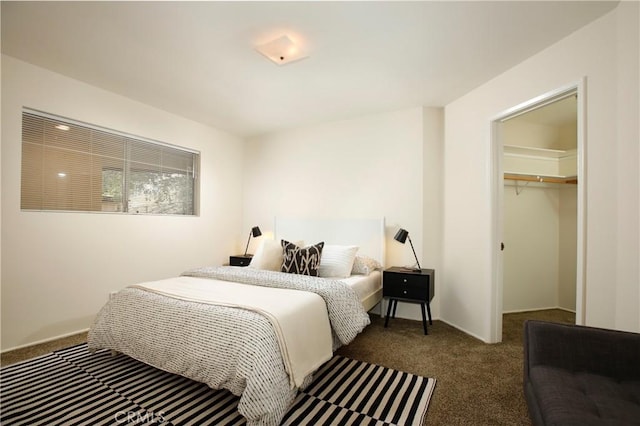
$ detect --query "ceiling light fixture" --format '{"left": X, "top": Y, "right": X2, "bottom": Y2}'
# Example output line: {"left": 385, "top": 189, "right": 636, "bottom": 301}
{"left": 255, "top": 35, "right": 308, "bottom": 66}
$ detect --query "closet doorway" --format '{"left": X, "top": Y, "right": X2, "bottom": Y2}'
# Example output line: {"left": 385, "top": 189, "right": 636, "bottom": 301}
{"left": 490, "top": 82, "right": 586, "bottom": 343}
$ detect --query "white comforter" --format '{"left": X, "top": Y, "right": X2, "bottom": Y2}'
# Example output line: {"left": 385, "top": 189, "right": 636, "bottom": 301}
{"left": 131, "top": 276, "right": 333, "bottom": 387}
{"left": 88, "top": 266, "right": 370, "bottom": 426}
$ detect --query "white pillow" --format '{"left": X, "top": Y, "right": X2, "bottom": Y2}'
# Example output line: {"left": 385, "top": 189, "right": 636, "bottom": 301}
{"left": 248, "top": 239, "right": 303, "bottom": 271}
{"left": 351, "top": 255, "right": 382, "bottom": 275}
{"left": 318, "top": 245, "right": 359, "bottom": 278}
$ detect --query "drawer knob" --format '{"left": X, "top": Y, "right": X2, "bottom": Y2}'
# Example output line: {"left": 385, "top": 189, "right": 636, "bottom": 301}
{"left": 403, "top": 290, "right": 407, "bottom": 294}
{"left": 403, "top": 279, "right": 407, "bottom": 283}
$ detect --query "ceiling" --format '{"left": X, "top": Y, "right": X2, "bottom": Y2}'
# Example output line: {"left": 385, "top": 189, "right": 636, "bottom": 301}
{"left": 1, "top": 1, "right": 618, "bottom": 138}
{"left": 517, "top": 95, "right": 577, "bottom": 128}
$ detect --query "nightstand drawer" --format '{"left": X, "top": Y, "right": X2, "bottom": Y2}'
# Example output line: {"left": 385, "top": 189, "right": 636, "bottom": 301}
{"left": 383, "top": 281, "right": 427, "bottom": 300}
{"left": 384, "top": 272, "right": 425, "bottom": 287}
{"left": 230, "top": 255, "right": 252, "bottom": 267}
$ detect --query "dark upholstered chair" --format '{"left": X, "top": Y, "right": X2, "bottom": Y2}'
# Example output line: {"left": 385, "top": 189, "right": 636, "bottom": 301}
{"left": 523, "top": 320, "right": 640, "bottom": 426}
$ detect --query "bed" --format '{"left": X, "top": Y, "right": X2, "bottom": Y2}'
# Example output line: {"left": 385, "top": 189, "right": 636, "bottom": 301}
{"left": 87, "top": 217, "right": 385, "bottom": 426}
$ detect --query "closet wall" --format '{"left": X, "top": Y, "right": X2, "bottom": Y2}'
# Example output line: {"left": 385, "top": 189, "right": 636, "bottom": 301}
{"left": 502, "top": 104, "right": 577, "bottom": 313}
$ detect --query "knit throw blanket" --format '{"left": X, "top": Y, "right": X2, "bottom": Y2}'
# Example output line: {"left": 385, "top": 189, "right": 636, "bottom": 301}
{"left": 182, "top": 266, "right": 371, "bottom": 345}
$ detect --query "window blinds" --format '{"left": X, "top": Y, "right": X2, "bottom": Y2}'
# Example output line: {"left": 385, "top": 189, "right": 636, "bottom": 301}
{"left": 21, "top": 110, "right": 199, "bottom": 215}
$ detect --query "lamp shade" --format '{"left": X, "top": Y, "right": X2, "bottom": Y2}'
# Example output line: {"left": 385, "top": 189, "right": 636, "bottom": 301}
{"left": 393, "top": 227, "right": 421, "bottom": 271}
{"left": 394, "top": 228, "right": 409, "bottom": 244}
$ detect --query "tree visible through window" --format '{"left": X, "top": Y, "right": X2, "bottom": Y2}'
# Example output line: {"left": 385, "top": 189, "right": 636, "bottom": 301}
{"left": 128, "top": 169, "right": 194, "bottom": 214}
{"left": 101, "top": 168, "right": 123, "bottom": 212}
{"left": 21, "top": 110, "right": 199, "bottom": 215}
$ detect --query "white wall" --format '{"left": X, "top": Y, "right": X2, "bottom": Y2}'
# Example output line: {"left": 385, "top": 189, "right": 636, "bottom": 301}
{"left": 502, "top": 184, "right": 577, "bottom": 313}
{"left": 3, "top": 4, "right": 637, "bottom": 350}
{"left": 558, "top": 186, "right": 577, "bottom": 311}
{"left": 443, "top": 2, "right": 639, "bottom": 341}
{"left": 243, "top": 106, "right": 444, "bottom": 321}
{"left": 0, "top": 51, "right": 3, "bottom": 343}
{"left": 422, "top": 108, "right": 444, "bottom": 308}
{"left": 503, "top": 121, "right": 562, "bottom": 150}
{"left": 503, "top": 185, "right": 560, "bottom": 312}
{"left": 614, "top": 1, "right": 640, "bottom": 331}
{"left": 1, "top": 56, "right": 244, "bottom": 350}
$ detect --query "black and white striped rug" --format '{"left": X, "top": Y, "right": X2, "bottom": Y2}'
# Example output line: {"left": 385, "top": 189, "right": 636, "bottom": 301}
{"left": 1, "top": 344, "right": 435, "bottom": 426}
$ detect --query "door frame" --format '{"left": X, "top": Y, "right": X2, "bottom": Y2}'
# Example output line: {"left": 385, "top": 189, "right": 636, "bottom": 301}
{"left": 489, "top": 78, "right": 587, "bottom": 343}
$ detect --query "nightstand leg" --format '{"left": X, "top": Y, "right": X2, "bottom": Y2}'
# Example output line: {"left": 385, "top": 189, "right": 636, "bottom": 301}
{"left": 420, "top": 303, "right": 428, "bottom": 335}
{"left": 391, "top": 300, "right": 398, "bottom": 318}
{"left": 426, "top": 301, "right": 433, "bottom": 325}
{"left": 384, "top": 299, "right": 393, "bottom": 328}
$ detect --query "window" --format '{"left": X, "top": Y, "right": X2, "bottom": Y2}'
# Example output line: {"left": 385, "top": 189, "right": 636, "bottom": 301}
{"left": 21, "top": 109, "right": 199, "bottom": 215}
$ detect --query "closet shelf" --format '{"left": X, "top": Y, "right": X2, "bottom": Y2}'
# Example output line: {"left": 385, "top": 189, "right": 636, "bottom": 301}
{"left": 504, "top": 173, "right": 577, "bottom": 184}
{"left": 503, "top": 145, "right": 577, "bottom": 159}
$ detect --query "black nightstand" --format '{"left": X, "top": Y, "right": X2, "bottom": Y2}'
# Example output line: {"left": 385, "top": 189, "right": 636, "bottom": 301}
{"left": 229, "top": 254, "right": 253, "bottom": 267}
{"left": 383, "top": 267, "right": 435, "bottom": 335}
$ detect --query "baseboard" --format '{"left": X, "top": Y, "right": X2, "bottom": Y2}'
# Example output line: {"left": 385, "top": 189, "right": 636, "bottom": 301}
{"left": 432, "top": 308, "right": 578, "bottom": 345}
{"left": 1, "top": 328, "right": 90, "bottom": 354}
{"left": 437, "top": 318, "right": 489, "bottom": 343}
{"left": 9, "top": 305, "right": 546, "bottom": 353}
{"left": 377, "top": 299, "right": 439, "bottom": 322}
{"left": 368, "top": 302, "right": 383, "bottom": 317}
{"left": 503, "top": 306, "right": 576, "bottom": 314}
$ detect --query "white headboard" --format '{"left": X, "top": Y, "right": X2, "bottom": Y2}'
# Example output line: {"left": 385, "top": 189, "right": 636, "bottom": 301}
{"left": 274, "top": 217, "right": 386, "bottom": 267}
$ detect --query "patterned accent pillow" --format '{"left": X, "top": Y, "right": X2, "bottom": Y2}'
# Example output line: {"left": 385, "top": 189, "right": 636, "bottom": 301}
{"left": 281, "top": 240, "right": 325, "bottom": 276}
